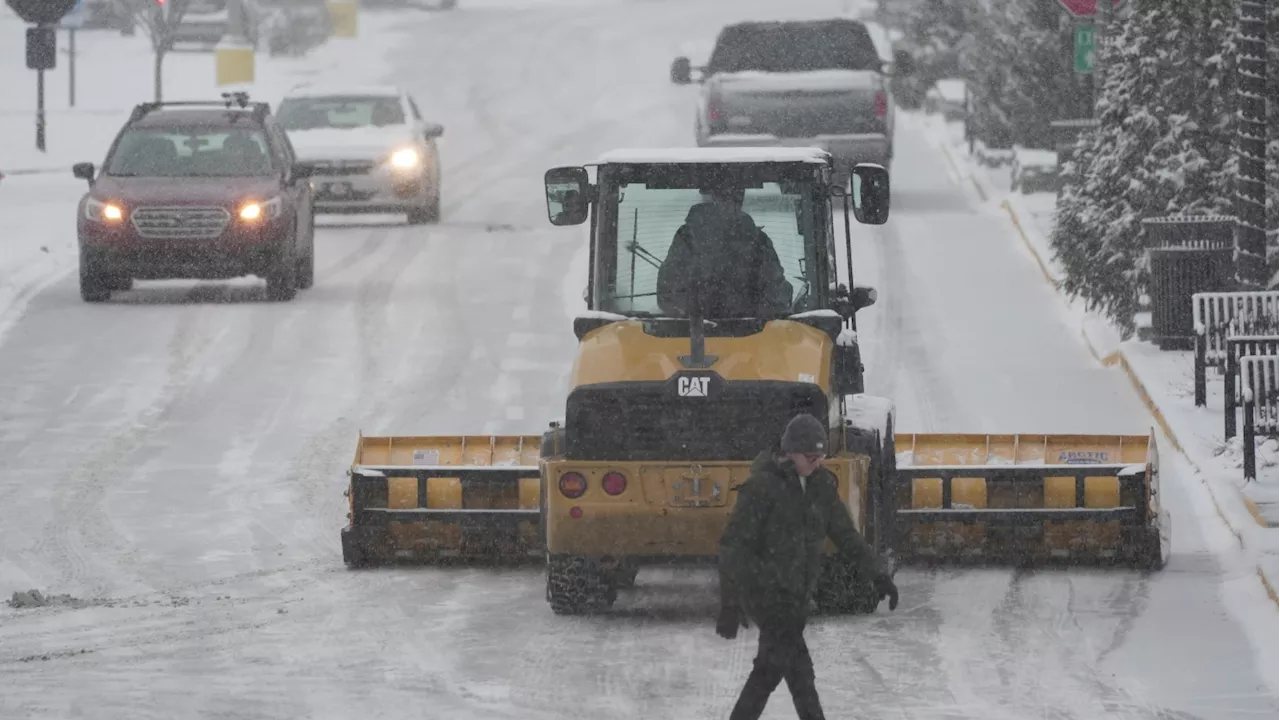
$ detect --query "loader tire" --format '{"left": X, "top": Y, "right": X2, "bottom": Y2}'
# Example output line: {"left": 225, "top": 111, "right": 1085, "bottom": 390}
{"left": 547, "top": 556, "right": 615, "bottom": 615}
{"left": 609, "top": 562, "right": 639, "bottom": 590}
{"left": 814, "top": 555, "right": 881, "bottom": 615}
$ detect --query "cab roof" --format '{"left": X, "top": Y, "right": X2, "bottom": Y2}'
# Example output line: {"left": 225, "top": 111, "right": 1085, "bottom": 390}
{"left": 595, "top": 147, "right": 831, "bottom": 165}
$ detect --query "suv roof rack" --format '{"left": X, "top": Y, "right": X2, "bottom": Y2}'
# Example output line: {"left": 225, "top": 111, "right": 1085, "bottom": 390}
{"left": 128, "top": 92, "right": 272, "bottom": 125}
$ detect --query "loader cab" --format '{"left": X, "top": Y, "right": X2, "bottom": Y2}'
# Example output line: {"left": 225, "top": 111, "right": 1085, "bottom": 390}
{"left": 543, "top": 147, "right": 890, "bottom": 339}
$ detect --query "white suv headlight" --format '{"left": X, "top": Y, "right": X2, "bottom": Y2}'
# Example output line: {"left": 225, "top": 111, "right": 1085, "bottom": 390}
{"left": 388, "top": 147, "right": 420, "bottom": 170}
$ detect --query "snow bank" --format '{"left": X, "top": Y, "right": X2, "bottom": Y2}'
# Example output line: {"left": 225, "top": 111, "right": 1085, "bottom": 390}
{"left": 911, "top": 109, "right": 1279, "bottom": 605}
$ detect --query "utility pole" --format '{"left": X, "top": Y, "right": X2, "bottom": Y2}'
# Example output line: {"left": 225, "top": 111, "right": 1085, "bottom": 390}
{"left": 1233, "top": 0, "right": 1270, "bottom": 289}
{"left": 1093, "top": 0, "right": 1111, "bottom": 106}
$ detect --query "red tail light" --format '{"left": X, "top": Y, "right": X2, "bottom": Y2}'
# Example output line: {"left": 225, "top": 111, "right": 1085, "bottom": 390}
{"left": 707, "top": 90, "right": 723, "bottom": 123}
{"left": 602, "top": 472, "right": 627, "bottom": 496}
{"left": 875, "top": 90, "right": 888, "bottom": 118}
{"left": 559, "top": 472, "right": 587, "bottom": 499}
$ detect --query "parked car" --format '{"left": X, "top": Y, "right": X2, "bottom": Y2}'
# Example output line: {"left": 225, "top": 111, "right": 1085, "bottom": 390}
{"left": 1009, "top": 147, "right": 1061, "bottom": 194}
{"left": 924, "top": 78, "right": 968, "bottom": 122}
{"left": 71, "top": 93, "right": 316, "bottom": 302}
{"left": 276, "top": 84, "right": 444, "bottom": 224}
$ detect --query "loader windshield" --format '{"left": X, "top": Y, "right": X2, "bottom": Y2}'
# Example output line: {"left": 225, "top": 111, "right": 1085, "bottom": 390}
{"left": 593, "top": 163, "right": 828, "bottom": 319}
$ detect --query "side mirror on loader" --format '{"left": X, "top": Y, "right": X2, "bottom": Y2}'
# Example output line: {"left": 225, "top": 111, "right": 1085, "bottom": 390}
{"left": 544, "top": 166, "right": 590, "bottom": 226}
{"left": 850, "top": 163, "right": 890, "bottom": 225}
{"left": 834, "top": 283, "right": 877, "bottom": 321}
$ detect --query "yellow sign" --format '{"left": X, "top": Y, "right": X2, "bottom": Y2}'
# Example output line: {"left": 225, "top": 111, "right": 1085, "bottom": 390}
{"left": 327, "top": 0, "right": 358, "bottom": 38}
{"left": 215, "top": 45, "right": 255, "bottom": 86}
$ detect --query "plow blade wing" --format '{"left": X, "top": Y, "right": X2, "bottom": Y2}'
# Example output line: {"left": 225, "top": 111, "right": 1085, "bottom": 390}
{"left": 889, "top": 432, "right": 1167, "bottom": 568}
{"left": 342, "top": 434, "right": 544, "bottom": 565}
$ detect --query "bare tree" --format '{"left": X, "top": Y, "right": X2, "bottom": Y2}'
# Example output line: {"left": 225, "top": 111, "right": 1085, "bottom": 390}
{"left": 116, "top": 0, "right": 194, "bottom": 102}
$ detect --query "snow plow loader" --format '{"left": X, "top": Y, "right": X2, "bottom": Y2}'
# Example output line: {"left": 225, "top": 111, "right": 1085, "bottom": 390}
{"left": 339, "top": 147, "right": 1168, "bottom": 615}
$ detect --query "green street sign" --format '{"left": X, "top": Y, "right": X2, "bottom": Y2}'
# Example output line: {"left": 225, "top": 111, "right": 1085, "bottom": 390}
{"left": 1074, "top": 24, "right": 1095, "bottom": 73}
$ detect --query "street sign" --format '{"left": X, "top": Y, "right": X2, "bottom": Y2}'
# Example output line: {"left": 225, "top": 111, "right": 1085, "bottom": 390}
{"left": 5, "top": 0, "right": 78, "bottom": 24}
{"left": 1074, "top": 25, "right": 1095, "bottom": 73}
{"left": 26, "top": 26, "right": 56, "bottom": 69}
{"left": 1056, "top": 0, "right": 1126, "bottom": 18}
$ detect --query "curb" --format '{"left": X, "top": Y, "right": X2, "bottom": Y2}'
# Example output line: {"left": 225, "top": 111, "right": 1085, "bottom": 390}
{"left": 948, "top": 136, "right": 1280, "bottom": 607}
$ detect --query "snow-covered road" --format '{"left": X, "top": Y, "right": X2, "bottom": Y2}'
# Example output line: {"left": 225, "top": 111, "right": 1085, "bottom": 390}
{"left": 0, "top": 1, "right": 1275, "bottom": 718}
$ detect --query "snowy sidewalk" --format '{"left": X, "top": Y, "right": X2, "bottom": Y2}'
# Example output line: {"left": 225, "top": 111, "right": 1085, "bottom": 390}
{"left": 911, "top": 111, "right": 1280, "bottom": 606}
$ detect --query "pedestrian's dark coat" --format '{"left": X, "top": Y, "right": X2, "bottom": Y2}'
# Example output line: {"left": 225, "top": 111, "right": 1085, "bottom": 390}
{"left": 718, "top": 448, "right": 882, "bottom": 623}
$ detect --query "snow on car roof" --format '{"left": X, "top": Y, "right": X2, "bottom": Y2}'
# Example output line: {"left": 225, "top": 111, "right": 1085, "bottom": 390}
{"left": 596, "top": 147, "right": 831, "bottom": 165}
{"left": 282, "top": 84, "right": 403, "bottom": 99}
{"left": 1014, "top": 147, "right": 1060, "bottom": 167}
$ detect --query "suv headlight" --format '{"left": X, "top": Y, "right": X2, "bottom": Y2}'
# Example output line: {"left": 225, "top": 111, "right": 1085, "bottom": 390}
{"left": 388, "top": 147, "right": 420, "bottom": 170}
{"left": 85, "top": 197, "right": 125, "bottom": 223}
{"left": 239, "top": 196, "right": 283, "bottom": 222}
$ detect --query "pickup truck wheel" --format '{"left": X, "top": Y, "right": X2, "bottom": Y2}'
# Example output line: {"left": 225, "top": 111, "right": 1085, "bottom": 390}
{"left": 265, "top": 240, "right": 298, "bottom": 302}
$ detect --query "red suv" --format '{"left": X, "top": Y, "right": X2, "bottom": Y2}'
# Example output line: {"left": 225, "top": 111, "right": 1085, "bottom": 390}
{"left": 73, "top": 93, "right": 315, "bottom": 302}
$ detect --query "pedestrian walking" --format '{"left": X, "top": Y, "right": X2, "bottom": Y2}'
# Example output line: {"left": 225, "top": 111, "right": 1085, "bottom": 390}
{"left": 716, "top": 412, "right": 899, "bottom": 720}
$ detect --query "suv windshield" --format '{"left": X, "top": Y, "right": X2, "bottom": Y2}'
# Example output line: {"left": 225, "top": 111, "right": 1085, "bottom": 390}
{"left": 708, "top": 21, "right": 882, "bottom": 74}
{"left": 104, "top": 127, "right": 275, "bottom": 178}
{"left": 595, "top": 167, "right": 823, "bottom": 319}
{"left": 275, "top": 96, "right": 406, "bottom": 130}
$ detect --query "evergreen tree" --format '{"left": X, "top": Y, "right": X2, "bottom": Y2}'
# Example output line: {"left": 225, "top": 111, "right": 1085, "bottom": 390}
{"left": 1264, "top": 3, "right": 1274, "bottom": 288}
{"left": 951, "top": 0, "right": 1090, "bottom": 150}
{"left": 892, "top": 0, "right": 983, "bottom": 108}
{"left": 1051, "top": 0, "right": 1238, "bottom": 333}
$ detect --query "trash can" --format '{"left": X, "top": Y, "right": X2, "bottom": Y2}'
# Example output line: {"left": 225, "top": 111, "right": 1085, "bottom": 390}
{"left": 1141, "top": 215, "right": 1236, "bottom": 350}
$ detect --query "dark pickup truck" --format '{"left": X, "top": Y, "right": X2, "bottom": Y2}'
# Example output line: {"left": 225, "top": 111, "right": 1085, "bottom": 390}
{"left": 671, "top": 18, "right": 913, "bottom": 179}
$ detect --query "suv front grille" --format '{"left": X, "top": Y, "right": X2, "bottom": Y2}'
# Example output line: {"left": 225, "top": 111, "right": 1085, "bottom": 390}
{"left": 131, "top": 206, "right": 231, "bottom": 240}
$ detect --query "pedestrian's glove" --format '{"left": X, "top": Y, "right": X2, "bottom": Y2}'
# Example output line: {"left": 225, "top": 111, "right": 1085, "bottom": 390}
{"left": 875, "top": 571, "right": 899, "bottom": 611}
{"left": 715, "top": 605, "right": 748, "bottom": 640}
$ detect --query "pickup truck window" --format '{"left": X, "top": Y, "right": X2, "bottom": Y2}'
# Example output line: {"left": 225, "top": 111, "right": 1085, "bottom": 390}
{"left": 707, "top": 22, "right": 882, "bottom": 74}
{"left": 601, "top": 182, "right": 816, "bottom": 317}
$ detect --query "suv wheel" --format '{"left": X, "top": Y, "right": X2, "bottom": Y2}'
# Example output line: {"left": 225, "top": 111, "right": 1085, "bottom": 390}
{"left": 407, "top": 181, "right": 440, "bottom": 225}
{"left": 295, "top": 217, "right": 316, "bottom": 290}
{"left": 266, "top": 236, "right": 298, "bottom": 302}
{"left": 79, "top": 252, "right": 113, "bottom": 302}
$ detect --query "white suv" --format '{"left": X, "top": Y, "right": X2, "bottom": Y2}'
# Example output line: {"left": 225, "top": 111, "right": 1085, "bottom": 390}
{"left": 276, "top": 84, "right": 445, "bottom": 224}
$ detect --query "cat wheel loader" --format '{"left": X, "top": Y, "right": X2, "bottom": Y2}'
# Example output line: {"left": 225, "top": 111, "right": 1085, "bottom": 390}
{"left": 339, "top": 146, "right": 1170, "bottom": 616}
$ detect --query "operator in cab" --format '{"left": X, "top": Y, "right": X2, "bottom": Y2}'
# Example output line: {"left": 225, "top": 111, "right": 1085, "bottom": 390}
{"left": 656, "top": 186, "right": 793, "bottom": 318}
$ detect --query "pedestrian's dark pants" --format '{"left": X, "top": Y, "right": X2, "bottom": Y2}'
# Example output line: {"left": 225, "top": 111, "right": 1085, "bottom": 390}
{"left": 729, "top": 617, "right": 825, "bottom": 720}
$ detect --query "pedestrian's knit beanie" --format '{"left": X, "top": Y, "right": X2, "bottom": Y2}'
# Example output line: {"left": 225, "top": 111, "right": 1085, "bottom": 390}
{"left": 780, "top": 413, "right": 827, "bottom": 454}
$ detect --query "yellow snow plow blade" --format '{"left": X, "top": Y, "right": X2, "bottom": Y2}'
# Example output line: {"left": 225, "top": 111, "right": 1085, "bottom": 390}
{"left": 340, "top": 434, "right": 544, "bottom": 566}
{"left": 890, "top": 431, "right": 1168, "bottom": 569}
